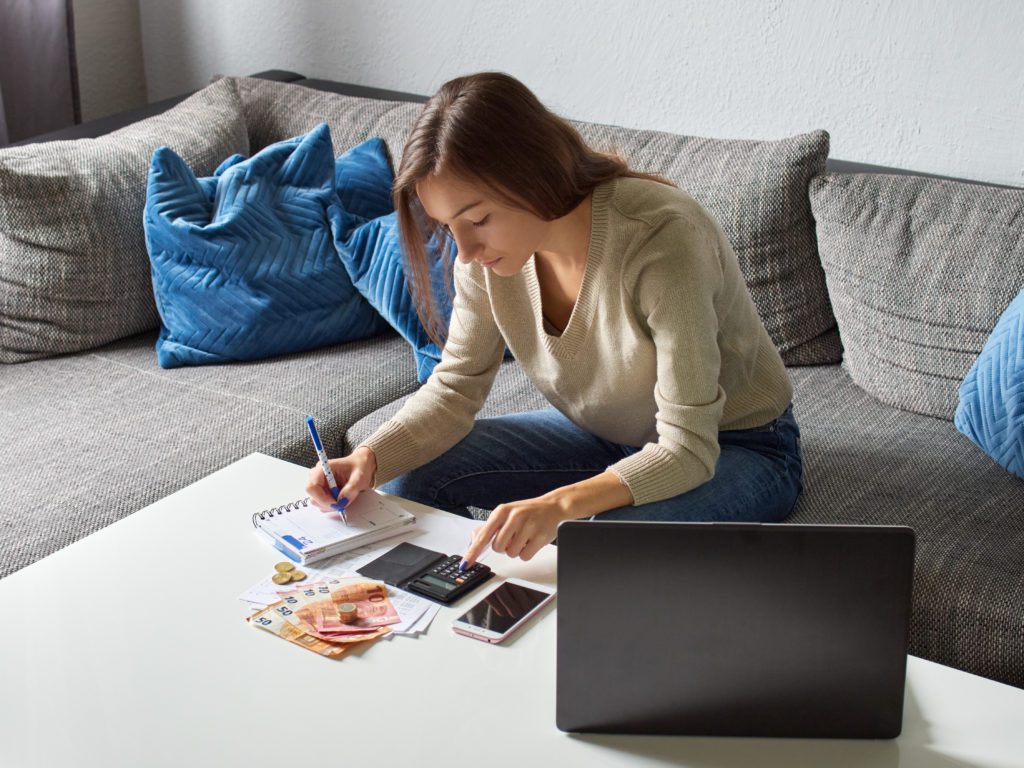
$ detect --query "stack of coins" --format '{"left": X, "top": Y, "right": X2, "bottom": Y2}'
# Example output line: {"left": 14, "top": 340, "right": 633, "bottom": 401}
{"left": 271, "top": 562, "right": 307, "bottom": 585}
{"left": 337, "top": 602, "right": 359, "bottom": 624}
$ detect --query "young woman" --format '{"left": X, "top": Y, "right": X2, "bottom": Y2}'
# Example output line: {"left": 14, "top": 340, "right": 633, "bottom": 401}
{"left": 306, "top": 72, "right": 803, "bottom": 567}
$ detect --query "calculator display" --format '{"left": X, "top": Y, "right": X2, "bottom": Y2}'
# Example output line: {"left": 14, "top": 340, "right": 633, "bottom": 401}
{"left": 455, "top": 582, "right": 550, "bottom": 634}
{"left": 422, "top": 574, "right": 455, "bottom": 591}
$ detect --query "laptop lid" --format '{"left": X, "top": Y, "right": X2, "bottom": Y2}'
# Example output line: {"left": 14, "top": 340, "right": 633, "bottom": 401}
{"left": 555, "top": 521, "right": 915, "bottom": 738}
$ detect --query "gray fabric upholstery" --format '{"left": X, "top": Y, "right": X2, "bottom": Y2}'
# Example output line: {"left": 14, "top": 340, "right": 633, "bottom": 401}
{"left": 235, "top": 76, "right": 838, "bottom": 366}
{"left": 786, "top": 365, "right": 1024, "bottom": 688}
{"left": 233, "top": 75, "right": 422, "bottom": 167}
{"left": 0, "top": 78, "right": 249, "bottom": 363}
{"left": 571, "top": 122, "right": 839, "bottom": 366}
{"left": 0, "top": 329, "right": 419, "bottom": 579}
{"left": 810, "top": 172, "right": 1024, "bottom": 420}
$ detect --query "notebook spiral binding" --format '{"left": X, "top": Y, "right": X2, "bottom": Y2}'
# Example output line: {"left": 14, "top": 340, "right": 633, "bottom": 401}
{"left": 252, "top": 497, "right": 311, "bottom": 527}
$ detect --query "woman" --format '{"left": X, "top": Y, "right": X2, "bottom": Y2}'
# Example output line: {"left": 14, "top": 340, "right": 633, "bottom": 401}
{"left": 306, "top": 72, "right": 802, "bottom": 568}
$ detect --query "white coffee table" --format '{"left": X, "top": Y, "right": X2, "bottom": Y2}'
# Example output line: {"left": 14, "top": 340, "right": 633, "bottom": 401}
{"left": 1, "top": 452, "right": 1022, "bottom": 767}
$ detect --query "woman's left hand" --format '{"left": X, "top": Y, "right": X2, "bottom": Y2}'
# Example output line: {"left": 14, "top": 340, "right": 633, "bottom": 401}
{"left": 462, "top": 495, "right": 569, "bottom": 566}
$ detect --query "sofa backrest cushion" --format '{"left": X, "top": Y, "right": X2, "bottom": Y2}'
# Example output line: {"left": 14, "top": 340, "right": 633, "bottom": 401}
{"left": 234, "top": 76, "right": 838, "bottom": 366}
{"left": 234, "top": 76, "right": 422, "bottom": 169}
{"left": 0, "top": 77, "right": 249, "bottom": 364}
{"left": 810, "top": 172, "right": 1024, "bottom": 420}
{"left": 571, "top": 122, "right": 838, "bottom": 366}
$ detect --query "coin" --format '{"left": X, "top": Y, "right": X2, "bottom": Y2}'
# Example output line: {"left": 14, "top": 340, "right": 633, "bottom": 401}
{"left": 290, "top": 570, "right": 307, "bottom": 582}
{"left": 338, "top": 602, "right": 358, "bottom": 623}
{"left": 274, "top": 562, "right": 295, "bottom": 573}
{"left": 272, "top": 572, "right": 293, "bottom": 585}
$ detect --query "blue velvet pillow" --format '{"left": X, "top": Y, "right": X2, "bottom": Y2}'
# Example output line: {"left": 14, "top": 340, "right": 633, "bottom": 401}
{"left": 144, "top": 124, "right": 387, "bottom": 367}
{"left": 334, "top": 137, "right": 394, "bottom": 221}
{"left": 328, "top": 139, "right": 455, "bottom": 383}
{"left": 333, "top": 209, "right": 453, "bottom": 382}
{"left": 955, "top": 288, "right": 1024, "bottom": 479}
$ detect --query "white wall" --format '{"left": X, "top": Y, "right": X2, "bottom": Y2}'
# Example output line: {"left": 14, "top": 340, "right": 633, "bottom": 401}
{"left": 138, "top": 0, "right": 1024, "bottom": 187}
{"left": 73, "top": 0, "right": 147, "bottom": 121}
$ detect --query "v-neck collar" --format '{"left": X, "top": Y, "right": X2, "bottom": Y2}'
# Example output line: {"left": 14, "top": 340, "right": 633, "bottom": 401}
{"left": 524, "top": 178, "right": 615, "bottom": 358}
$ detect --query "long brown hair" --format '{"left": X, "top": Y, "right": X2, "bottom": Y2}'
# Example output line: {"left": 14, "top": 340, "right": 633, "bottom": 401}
{"left": 395, "top": 71, "right": 675, "bottom": 348}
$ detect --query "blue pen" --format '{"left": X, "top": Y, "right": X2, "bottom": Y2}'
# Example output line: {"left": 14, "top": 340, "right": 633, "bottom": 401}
{"left": 305, "top": 415, "right": 349, "bottom": 525}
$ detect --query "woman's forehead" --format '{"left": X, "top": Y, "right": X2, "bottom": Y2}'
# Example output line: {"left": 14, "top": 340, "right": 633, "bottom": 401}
{"left": 416, "top": 171, "right": 492, "bottom": 222}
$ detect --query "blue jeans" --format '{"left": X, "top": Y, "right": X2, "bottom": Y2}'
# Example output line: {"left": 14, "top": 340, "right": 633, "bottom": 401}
{"left": 379, "top": 405, "right": 803, "bottom": 523}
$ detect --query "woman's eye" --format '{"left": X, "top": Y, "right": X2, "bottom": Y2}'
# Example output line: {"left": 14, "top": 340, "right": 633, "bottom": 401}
{"left": 471, "top": 214, "right": 490, "bottom": 227}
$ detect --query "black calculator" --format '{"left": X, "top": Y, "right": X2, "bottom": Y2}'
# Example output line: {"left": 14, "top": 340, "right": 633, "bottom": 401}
{"left": 357, "top": 543, "right": 494, "bottom": 605}
{"left": 406, "top": 555, "right": 494, "bottom": 604}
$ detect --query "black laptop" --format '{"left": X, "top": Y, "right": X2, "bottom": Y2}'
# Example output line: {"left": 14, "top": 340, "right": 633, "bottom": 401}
{"left": 556, "top": 521, "right": 915, "bottom": 738}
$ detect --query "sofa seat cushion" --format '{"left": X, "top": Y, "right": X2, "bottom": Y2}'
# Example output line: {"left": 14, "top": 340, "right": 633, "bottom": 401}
{"left": 788, "top": 364, "right": 1024, "bottom": 687}
{"left": 0, "top": 77, "right": 249, "bottom": 363}
{"left": 0, "top": 329, "right": 419, "bottom": 579}
{"left": 809, "top": 172, "right": 1024, "bottom": 420}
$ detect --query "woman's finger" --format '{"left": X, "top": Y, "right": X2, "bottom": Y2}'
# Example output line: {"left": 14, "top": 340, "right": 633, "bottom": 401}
{"left": 519, "top": 538, "right": 547, "bottom": 562}
{"left": 501, "top": 523, "right": 530, "bottom": 559}
{"left": 462, "top": 507, "right": 507, "bottom": 566}
{"left": 491, "top": 512, "right": 521, "bottom": 555}
{"left": 307, "top": 483, "right": 336, "bottom": 511}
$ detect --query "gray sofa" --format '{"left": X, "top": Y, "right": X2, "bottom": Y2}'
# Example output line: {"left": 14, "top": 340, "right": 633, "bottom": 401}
{"left": 2, "top": 71, "right": 1021, "bottom": 690}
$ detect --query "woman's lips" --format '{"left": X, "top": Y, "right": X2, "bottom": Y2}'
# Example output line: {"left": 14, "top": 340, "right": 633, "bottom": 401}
{"left": 480, "top": 257, "right": 501, "bottom": 268}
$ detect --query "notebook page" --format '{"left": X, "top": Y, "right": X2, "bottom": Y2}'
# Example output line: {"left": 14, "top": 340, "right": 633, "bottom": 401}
{"left": 258, "top": 493, "right": 412, "bottom": 553}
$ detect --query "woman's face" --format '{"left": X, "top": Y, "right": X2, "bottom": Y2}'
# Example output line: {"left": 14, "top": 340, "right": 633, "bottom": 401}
{"left": 416, "top": 170, "right": 548, "bottom": 277}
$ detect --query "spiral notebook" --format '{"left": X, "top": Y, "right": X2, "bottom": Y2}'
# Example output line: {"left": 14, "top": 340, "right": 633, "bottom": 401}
{"left": 252, "top": 491, "right": 416, "bottom": 566}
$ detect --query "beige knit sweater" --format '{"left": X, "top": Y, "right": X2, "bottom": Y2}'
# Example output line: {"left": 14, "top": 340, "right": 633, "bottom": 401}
{"left": 360, "top": 176, "right": 793, "bottom": 506}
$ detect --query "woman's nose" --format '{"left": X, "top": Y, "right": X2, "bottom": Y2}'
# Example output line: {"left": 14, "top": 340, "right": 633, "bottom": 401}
{"left": 454, "top": 235, "right": 484, "bottom": 263}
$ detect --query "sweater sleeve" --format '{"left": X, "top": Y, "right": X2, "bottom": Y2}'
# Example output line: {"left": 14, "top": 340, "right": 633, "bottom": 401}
{"left": 606, "top": 213, "right": 727, "bottom": 505}
{"left": 358, "top": 259, "right": 505, "bottom": 486}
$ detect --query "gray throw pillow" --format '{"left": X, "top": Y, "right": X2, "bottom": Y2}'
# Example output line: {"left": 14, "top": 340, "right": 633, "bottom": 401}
{"left": 234, "top": 75, "right": 422, "bottom": 167}
{"left": 809, "top": 172, "right": 1024, "bottom": 420}
{"left": 237, "top": 76, "right": 837, "bottom": 365}
{"left": 0, "top": 77, "right": 249, "bottom": 363}
{"left": 572, "top": 122, "right": 838, "bottom": 366}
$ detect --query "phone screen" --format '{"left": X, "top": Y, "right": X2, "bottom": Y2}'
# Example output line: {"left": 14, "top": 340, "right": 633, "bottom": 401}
{"left": 455, "top": 581, "right": 550, "bottom": 634}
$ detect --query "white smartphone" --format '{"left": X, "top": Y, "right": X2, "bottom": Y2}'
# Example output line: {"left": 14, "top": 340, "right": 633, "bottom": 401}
{"left": 451, "top": 577, "right": 556, "bottom": 643}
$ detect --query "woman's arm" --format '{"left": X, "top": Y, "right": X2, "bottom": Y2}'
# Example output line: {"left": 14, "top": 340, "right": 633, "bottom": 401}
{"left": 358, "top": 259, "right": 505, "bottom": 486}
{"left": 462, "top": 470, "right": 633, "bottom": 565}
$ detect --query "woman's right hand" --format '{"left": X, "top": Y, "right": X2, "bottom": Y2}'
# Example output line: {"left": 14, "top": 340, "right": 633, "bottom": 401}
{"left": 305, "top": 446, "right": 377, "bottom": 513}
